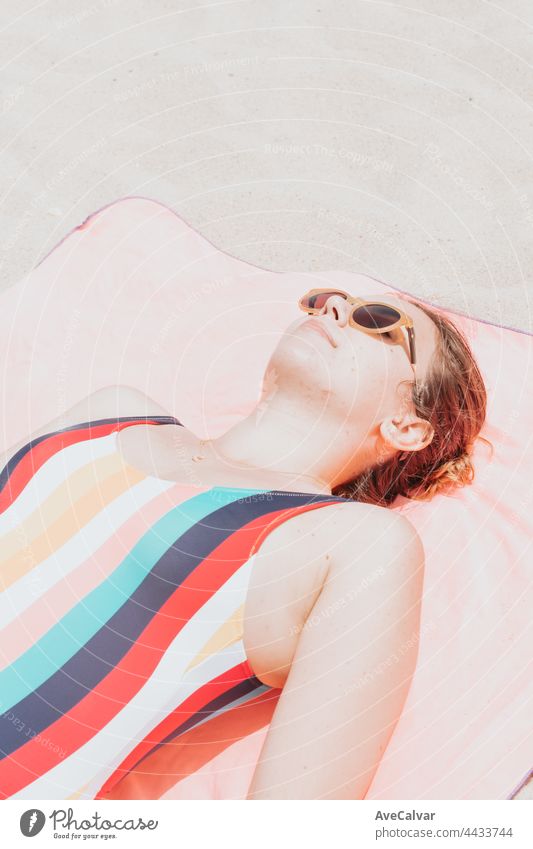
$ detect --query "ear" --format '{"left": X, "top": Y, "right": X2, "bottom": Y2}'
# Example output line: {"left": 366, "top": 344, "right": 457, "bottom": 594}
{"left": 379, "top": 412, "right": 434, "bottom": 453}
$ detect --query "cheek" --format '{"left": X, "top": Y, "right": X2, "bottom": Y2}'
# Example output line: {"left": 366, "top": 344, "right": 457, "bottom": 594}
{"left": 334, "top": 337, "right": 400, "bottom": 416}
{"left": 269, "top": 330, "right": 402, "bottom": 415}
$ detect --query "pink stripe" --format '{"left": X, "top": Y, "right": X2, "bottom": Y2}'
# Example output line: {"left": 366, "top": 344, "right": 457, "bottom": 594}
{"left": 0, "top": 481, "right": 201, "bottom": 668}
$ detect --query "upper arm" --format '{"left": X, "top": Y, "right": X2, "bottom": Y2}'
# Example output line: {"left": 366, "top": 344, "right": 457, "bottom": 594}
{"left": 0, "top": 385, "right": 170, "bottom": 469}
{"left": 79, "top": 385, "right": 171, "bottom": 421}
{"left": 327, "top": 505, "right": 425, "bottom": 605}
{"left": 247, "top": 508, "right": 425, "bottom": 800}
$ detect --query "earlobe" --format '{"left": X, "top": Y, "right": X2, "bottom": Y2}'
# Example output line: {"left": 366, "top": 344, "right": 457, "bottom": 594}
{"left": 418, "top": 421, "right": 435, "bottom": 449}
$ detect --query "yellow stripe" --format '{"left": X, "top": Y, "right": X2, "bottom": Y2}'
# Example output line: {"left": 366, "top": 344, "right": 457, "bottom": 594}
{"left": 0, "top": 456, "right": 145, "bottom": 591}
{"left": 68, "top": 781, "right": 92, "bottom": 800}
{"left": 184, "top": 605, "right": 245, "bottom": 673}
{"left": 2, "top": 453, "right": 129, "bottom": 559}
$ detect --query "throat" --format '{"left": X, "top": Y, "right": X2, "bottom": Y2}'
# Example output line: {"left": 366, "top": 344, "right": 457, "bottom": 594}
{"left": 118, "top": 424, "right": 331, "bottom": 494}
{"left": 191, "top": 443, "right": 331, "bottom": 494}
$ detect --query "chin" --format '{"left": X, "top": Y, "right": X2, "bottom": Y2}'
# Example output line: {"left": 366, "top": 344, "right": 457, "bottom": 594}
{"left": 268, "top": 338, "right": 334, "bottom": 395}
{"left": 274, "top": 333, "right": 329, "bottom": 366}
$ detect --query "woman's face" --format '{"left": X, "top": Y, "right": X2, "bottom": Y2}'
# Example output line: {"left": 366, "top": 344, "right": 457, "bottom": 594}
{"left": 269, "top": 292, "right": 439, "bottom": 437}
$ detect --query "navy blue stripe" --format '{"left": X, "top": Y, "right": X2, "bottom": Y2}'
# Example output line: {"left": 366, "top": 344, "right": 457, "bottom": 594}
{"left": 0, "top": 490, "right": 341, "bottom": 759}
{"left": 160, "top": 676, "right": 265, "bottom": 743}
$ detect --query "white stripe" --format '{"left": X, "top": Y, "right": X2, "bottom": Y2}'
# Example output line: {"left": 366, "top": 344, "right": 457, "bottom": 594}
{"left": 0, "top": 474, "right": 174, "bottom": 627}
{"left": 15, "top": 556, "right": 256, "bottom": 799}
{"left": 0, "top": 433, "right": 117, "bottom": 530}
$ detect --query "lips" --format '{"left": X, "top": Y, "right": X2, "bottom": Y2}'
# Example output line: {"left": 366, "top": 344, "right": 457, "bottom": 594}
{"left": 303, "top": 319, "right": 336, "bottom": 348}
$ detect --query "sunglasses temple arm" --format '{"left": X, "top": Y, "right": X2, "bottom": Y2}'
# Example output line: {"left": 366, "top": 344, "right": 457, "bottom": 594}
{"left": 407, "top": 327, "right": 417, "bottom": 366}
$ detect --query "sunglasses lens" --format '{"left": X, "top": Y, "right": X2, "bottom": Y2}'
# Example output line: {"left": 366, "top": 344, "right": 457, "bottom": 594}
{"left": 301, "top": 291, "right": 348, "bottom": 310}
{"left": 352, "top": 304, "right": 401, "bottom": 330}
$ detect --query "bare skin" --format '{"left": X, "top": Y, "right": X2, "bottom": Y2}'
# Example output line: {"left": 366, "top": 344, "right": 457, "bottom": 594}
{"left": 1, "top": 292, "right": 442, "bottom": 799}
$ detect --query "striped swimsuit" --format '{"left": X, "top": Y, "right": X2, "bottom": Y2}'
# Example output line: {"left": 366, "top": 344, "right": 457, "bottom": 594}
{"left": 0, "top": 416, "right": 349, "bottom": 800}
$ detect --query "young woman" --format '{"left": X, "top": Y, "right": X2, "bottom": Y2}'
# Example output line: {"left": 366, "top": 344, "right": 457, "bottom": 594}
{"left": 0, "top": 289, "right": 487, "bottom": 800}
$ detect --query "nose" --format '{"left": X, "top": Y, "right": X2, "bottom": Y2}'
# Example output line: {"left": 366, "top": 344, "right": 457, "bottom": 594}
{"left": 321, "top": 294, "right": 351, "bottom": 326}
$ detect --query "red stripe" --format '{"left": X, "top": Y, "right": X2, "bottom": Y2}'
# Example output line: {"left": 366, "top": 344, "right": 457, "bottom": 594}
{"left": 95, "top": 662, "right": 252, "bottom": 797}
{"left": 97, "top": 687, "right": 282, "bottom": 800}
{"left": 0, "top": 419, "right": 162, "bottom": 514}
{"left": 0, "top": 499, "right": 340, "bottom": 797}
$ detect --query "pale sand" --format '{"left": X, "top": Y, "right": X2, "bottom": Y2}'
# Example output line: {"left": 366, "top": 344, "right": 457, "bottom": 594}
{"left": 0, "top": 0, "right": 532, "bottom": 333}
{"left": 0, "top": 0, "right": 532, "bottom": 800}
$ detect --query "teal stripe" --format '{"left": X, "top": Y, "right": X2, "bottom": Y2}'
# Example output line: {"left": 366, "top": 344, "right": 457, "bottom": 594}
{"left": 1, "top": 487, "right": 262, "bottom": 712}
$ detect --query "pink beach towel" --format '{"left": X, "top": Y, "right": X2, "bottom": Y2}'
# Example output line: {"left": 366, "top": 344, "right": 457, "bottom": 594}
{"left": 0, "top": 197, "right": 531, "bottom": 800}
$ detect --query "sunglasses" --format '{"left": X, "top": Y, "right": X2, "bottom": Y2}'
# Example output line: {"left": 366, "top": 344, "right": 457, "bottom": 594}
{"left": 298, "top": 288, "right": 417, "bottom": 368}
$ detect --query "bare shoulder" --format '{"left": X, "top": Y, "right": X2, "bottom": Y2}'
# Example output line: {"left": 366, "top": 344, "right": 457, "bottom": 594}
{"left": 329, "top": 500, "right": 423, "bottom": 546}
{"left": 252, "top": 499, "right": 424, "bottom": 610}
{"left": 244, "top": 499, "right": 424, "bottom": 689}
{"left": 261, "top": 498, "right": 422, "bottom": 563}
{"left": 0, "top": 385, "right": 171, "bottom": 470}
{"left": 327, "top": 501, "right": 425, "bottom": 576}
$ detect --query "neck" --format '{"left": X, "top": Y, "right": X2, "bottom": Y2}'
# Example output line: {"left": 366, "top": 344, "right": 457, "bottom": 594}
{"left": 201, "top": 387, "right": 364, "bottom": 495}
